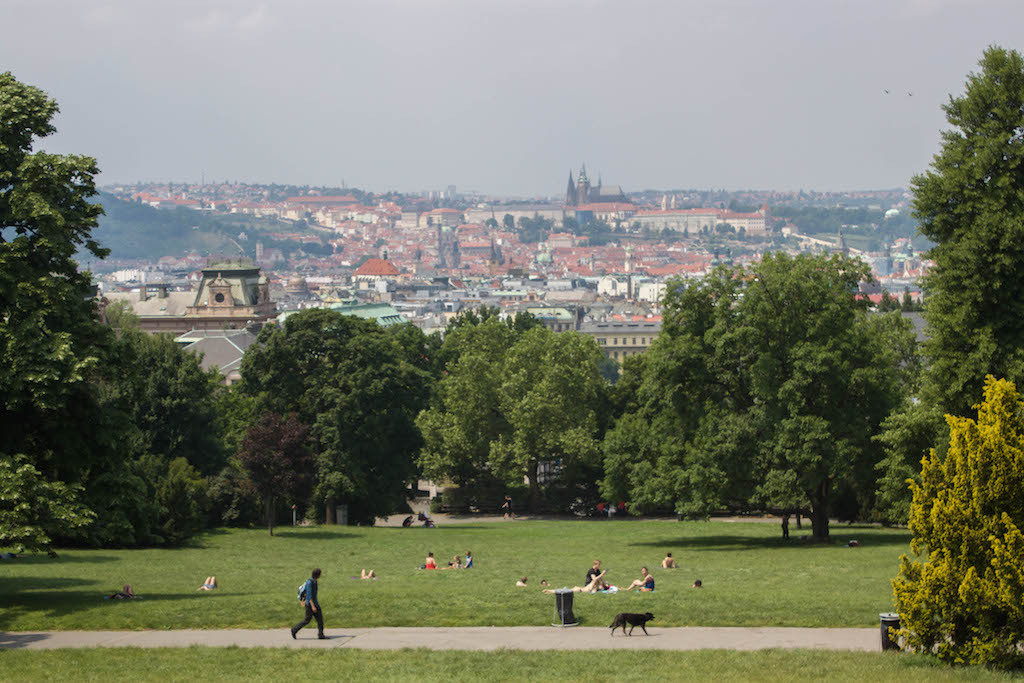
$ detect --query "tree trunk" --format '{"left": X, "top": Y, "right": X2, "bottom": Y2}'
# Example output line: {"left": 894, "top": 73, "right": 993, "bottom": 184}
{"left": 526, "top": 460, "right": 541, "bottom": 513}
{"left": 810, "top": 480, "right": 830, "bottom": 541}
{"left": 326, "top": 497, "right": 336, "bottom": 525}
{"left": 266, "top": 497, "right": 275, "bottom": 536}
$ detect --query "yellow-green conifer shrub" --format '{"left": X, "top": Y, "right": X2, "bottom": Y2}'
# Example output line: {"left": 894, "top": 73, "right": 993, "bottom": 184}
{"left": 893, "top": 377, "right": 1024, "bottom": 668}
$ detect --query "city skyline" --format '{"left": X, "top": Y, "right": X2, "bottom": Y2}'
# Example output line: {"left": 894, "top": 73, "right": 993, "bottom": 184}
{"left": 2, "top": 0, "right": 1021, "bottom": 195}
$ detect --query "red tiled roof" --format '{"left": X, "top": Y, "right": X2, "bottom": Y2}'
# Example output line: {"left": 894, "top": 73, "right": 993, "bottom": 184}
{"left": 285, "top": 195, "right": 358, "bottom": 204}
{"left": 354, "top": 258, "right": 400, "bottom": 277}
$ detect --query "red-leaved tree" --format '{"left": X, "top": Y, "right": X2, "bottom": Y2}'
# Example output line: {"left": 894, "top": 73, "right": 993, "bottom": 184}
{"left": 238, "top": 413, "right": 311, "bottom": 535}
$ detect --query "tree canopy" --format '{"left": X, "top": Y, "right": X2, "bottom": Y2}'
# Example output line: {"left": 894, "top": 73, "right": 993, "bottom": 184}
{"left": 602, "top": 253, "right": 915, "bottom": 539}
{"left": 240, "top": 309, "right": 432, "bottom": 524}
{"left": 915, "top": 46, "right": 1024, "bottom": 417}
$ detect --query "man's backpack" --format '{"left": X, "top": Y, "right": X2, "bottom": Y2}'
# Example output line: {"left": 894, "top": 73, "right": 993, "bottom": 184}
{"left": 297, "top": 581, "right": 307, "bottom": 603}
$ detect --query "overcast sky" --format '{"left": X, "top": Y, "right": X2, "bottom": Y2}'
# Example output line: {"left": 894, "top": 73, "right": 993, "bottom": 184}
{"left": 2, "top": 0, "right": 1021, "bottom": 196}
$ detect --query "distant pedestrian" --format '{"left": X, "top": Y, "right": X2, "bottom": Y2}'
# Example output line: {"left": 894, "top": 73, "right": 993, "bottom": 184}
{"left": 502, "top": 495, "right": 515, "bottom": 520}
{"left": 291, "top": 568, "right": 325, "bottom": 640}
{"left": 781, "top": 514, "right": 790, "bottom": 540}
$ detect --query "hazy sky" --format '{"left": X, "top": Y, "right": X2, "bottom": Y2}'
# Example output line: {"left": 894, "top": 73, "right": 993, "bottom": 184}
{"left": 2, "top": 0, "right": 1021, "bottom": 196}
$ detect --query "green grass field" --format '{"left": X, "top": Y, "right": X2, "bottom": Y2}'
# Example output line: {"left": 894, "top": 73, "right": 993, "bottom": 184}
{"left": 2, "top": 648, "right": 1011, "bottom": 682}
{"left": 1, "top": 520, "right": 910, "bottom": 631}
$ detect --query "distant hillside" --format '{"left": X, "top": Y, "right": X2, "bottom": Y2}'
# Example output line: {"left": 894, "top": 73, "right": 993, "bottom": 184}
{"left": 91, "top": 192, "right": 235, "bottom": 260}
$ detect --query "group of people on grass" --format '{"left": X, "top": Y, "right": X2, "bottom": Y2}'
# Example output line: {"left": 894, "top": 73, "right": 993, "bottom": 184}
{"left": 424, "top": 550, "right": 473, "bottom": 569}
{"left": 537, "top": 554, "right": 702, "bottom": 593}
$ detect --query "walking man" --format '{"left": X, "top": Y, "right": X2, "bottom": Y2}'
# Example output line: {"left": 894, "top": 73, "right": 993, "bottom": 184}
{"left": 291, "top": 568, "right": 325, "bottom": 640}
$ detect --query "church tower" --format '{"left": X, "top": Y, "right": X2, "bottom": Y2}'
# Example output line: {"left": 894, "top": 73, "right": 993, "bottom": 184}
{"left": 565, "top": 171, "right": 577, "bottom": 206}
{"left": 576, "top": 164, "right": 591, "bottom": 205}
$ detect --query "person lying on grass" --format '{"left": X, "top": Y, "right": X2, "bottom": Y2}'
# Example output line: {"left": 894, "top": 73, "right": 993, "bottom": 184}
{"left": 542, "top": 571, "right": 613, "bottom": 594}
{"left": 516, "top": 577, "right": 528, "bottom": 587}
{"left": 197, "top": 576, "right": 217, "bottom": 591}
{"left": 360, "top": 569, "right": 377, "bottom": 579}
{"left": 625, "top": 567, "right": 655, "bottom": 592}
{"left": 106, "top": 584, "right": 137, "bottom": 599}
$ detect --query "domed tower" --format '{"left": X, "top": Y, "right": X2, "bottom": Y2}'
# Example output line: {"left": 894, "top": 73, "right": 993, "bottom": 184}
{"left": 208, "top": 274, "right": 235, "bottom": 309}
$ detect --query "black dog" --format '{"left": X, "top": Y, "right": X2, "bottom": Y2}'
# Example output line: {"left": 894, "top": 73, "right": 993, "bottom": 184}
{"left": 609, "top": 612, "right": 655, "bottom": 636}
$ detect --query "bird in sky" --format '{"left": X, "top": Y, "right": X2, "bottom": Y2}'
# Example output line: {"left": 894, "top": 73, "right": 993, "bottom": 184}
{"left": 907, "top": 92, "right": 913, "bottom": 96}
{"left": 884, "top": 89, "right": 890, "bottom": 94}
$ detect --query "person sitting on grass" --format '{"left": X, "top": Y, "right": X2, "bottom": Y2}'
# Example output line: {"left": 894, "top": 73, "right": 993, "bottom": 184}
{"left": 445, "top": 555, "right": 462, "bottom": 569}
{"left": 425, "top": 552, "right": 437, "bottom": 569}
{"left": 197, "top": 576, "right": 217, "bottom": 591}
{"left": 625, "top": 567, "right": 655, "bottom": 592}
{"left": 692, "top": 579, "right": 703, "bottom": 588}
{"left": 360, "top": 569, "right": 377, "bottom": 579}
{"left": 465, "top": 550, "right": 473, "bottom": 568}
{"left": 661, "top": 552, "right": 677, "bottom": 569}
{"left": 516, "top": 576, "right": 528, "bottom": 587}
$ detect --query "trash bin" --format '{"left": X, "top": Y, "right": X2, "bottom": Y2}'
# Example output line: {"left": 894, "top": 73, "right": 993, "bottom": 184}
{"left": 880, "top": 612, "right": 900, "bottom": 651}
{"left": 553, "top": 589, "right": 578, "bottom": 626}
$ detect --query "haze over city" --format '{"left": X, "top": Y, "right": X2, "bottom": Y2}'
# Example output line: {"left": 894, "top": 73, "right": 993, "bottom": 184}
{"left": 3, "top": 0, "right": 1022, "bottom": 195}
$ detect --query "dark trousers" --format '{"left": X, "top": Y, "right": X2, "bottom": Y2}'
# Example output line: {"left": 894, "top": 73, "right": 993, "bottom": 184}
{"left": 293, "top": 602, "right": 324, "bottom": 636}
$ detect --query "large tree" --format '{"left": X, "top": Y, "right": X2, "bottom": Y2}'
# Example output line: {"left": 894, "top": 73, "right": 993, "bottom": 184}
{"left": 0, "top": 72, "right": 113, "bottom": 550}
{"left": 874, "top": 46, "right": 1024, "bottom": 525}
{"left": 240, "top": 309, "right": 432, "bottom": 524}
{"left": 914, "top": 46, "right": 1024, "bottom": 417}
{"left": 604, "top": 254, "right": 915, "bottom": 539}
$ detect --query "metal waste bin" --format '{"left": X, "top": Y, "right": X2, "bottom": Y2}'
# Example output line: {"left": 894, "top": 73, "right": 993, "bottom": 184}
{"left": 880, "top": 612, "right": 900, "bottom": 651}
{"left": 553, "top": 589, "right": 578, "bottom": 626}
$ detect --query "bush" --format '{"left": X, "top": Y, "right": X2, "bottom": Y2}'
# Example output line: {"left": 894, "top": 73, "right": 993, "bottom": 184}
{"left": 155, "top": 457, "right": 208, "bottom": 545}
{"left": 893, "top": 377, "right": 1024, "bottom": 668}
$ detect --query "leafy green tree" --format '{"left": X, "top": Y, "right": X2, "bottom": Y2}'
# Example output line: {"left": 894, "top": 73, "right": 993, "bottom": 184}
{"left": 893, "top": 377, "right": 1024, "bottom": 668}
{"left": 0, "top": 72, "right": 111, "bottom": 484}
{"left": 417, "top": 318, "right": 516, "bottom": 488}
{"left": 0, "top": 454, "right": 94, "bottom": 554}
{"left": 914, "top": 47, "right": 1024, "bottom": 418}
{"left": 103, "top": 329, "right": 226, "bottom": 475}
{"left": 604, "top": 254, "right": 914, "bottom": 539}
{"left": 240, "top": 310, "right": 431, "bottom": 524}
{"left": 491, "top": 328, "right": 607, "bottom": 510}
{"left": 502, "top": 213, "right": 515, "bottom": 231}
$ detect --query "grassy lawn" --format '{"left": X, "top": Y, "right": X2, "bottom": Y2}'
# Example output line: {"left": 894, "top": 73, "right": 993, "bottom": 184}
{"left": 2, "top": 648, "right": 1011, "bottom": 682}
{"left": 0, "top": 520, "right": 910, "bottom": 631}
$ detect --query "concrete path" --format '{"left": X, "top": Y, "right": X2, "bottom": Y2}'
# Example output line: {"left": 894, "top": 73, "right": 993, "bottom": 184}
{"left": 0, "top": 626, "right": 881, "bottom": 652}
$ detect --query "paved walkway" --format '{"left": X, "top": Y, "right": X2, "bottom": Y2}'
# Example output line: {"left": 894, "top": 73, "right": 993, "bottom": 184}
{"left": 0, "top": 626, "right": 881, "bottom": 652}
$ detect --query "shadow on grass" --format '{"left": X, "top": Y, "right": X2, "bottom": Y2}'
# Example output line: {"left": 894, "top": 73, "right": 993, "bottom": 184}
{"left": 629, "top": 532, "right": 912, "bottom": 551}
{"left": 271, "top": 530, "right": 357, "bottom": 540}
{"left": 11, "top": 554, "right": 120, "bottom": 564}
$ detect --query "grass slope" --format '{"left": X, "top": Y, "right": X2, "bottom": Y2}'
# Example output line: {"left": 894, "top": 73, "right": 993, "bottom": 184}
{"left": 3, "top": 649, "right": 1010, "bottom": 682}
{"left": 0, "top": 521, "right": 910, "bottom": 631}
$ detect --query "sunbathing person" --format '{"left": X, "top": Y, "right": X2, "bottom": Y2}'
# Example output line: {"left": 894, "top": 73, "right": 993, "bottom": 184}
{"left": 661, "top": 552, "right": 677, "bottom": 569}
{"left": 107, "top": 584, "right": 137, "bottom": 599}
{"left": 542, "top": 571, "right": 610, "bottom": 594}
{"left": 516, "top": 576, "right": 528, "bottom": 587}
{"left": 625, "top": 567, "right": 655, "bottom": 592}
{"left": 197, "top": 576, "right": 217, "bottom": 591}
{"left": 361, "top": 569, "right": 377, "bottom": 579}
{"left": 425, "top": 552, "right": 437, "bottom": 569}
